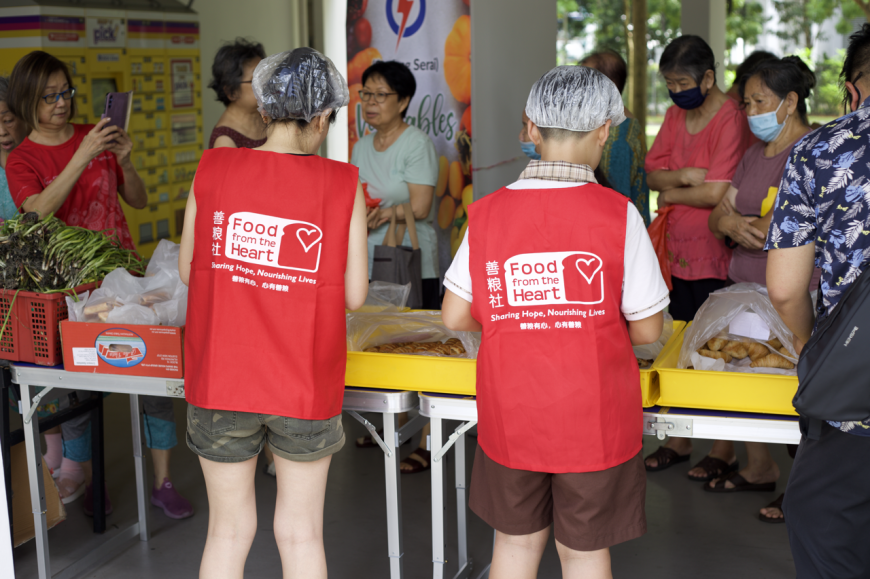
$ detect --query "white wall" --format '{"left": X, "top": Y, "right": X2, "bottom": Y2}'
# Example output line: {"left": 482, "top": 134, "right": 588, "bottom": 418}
{"left": 470, "top": 0, "right": 557, "bottom": 200}
{"left": 195, "top": 0, "right": 309, "bottom": 140}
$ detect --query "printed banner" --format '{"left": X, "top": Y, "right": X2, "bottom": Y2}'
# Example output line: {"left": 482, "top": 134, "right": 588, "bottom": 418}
{"left": 347, "top": 0, "right": 472, "bottom": 276}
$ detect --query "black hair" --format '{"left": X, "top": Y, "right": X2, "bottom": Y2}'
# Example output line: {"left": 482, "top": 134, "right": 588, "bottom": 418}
{"left": 841, "top": 23, "right": 870, "bottom": 108}
{"left": 361, "top": 60, "right": 416, "bottom": 118}
{"left": 581, "top": 50, "right": 628, "bottom": 94}
{"left": 208, "top": 38, "right": 266, "bottom": 106}
{"left": 734, "top": 50, "right": 778, "bottom": 85}
{"left": 659, "top": 35, "right": 716, "bottom": 85}
{"left": 738, "top": 56, "right": 815, "bottom": 124}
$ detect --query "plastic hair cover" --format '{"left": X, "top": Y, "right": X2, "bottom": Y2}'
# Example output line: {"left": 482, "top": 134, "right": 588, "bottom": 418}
{"left": 525, "top": 66, "right": 626, "bottom": 132}
{"left": 253, "top": 47, "right": 349, "bottom": 122}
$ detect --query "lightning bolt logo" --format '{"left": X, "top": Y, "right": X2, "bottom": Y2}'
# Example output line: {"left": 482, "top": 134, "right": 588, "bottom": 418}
{"left": 396, "top": 0, "right": 414, "bottom": 50}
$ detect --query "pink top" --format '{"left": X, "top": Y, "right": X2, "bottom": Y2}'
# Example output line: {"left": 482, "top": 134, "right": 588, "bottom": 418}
{"left": 645, "top": 99, "right": 751, "bottom": 280}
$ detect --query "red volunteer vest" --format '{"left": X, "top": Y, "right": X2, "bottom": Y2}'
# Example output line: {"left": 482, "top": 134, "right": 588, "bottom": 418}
{"left": 469, "top": 183, "right": 641, "bottom": 473}
{"left": 185, "top": 148, "right": 358, "bottom": 419}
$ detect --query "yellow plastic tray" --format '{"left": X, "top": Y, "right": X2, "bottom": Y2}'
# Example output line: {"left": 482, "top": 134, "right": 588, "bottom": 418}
{"left": 653, "top": 322, "right": 799, "bottom": 416}
{"left": 638, "top": 320, "right": 686, "bottom": 407}
{"left": 345, "top": 351, "right": 476, "bottom": 395}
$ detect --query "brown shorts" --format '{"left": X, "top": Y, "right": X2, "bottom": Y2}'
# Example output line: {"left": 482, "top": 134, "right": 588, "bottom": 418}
{"left": 469, "top": 448, "right": 646, "bottom": 552}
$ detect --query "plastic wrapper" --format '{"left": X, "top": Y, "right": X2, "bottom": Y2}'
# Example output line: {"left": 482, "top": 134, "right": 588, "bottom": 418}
{"left": 347, "top": 311, "right": 480, "bottom": 359}
{"left": 633, "top": 313, "right": 674, "bottom": 367}
{"left": 356, "top": 281, "right": 411, "bottom": 313}
{"left": 525, "top": 66, "right": 626, "bottom": 132}
{"left": 253, "top": 47, "right": 349, "bottom": 122}
{"left": 65, "top": 240, "right": 187, "bottom": 326}
{"left": 677, "top": 283, "right": 799, "bottom": 375}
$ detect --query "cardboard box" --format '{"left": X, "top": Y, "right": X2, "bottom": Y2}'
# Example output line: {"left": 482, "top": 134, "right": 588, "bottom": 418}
{"left": 60, "top": 321, "right": 184, "bottom": 378}
{"left": 11, "top": 442, "right": 65, "bottom": 547}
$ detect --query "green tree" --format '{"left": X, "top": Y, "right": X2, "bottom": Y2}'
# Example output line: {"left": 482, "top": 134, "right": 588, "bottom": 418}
{"left": 773, "top": 0, "right": 839, "bottom": 51}
{"left": 726, "top": 0, "right": 768, "bottom": 59}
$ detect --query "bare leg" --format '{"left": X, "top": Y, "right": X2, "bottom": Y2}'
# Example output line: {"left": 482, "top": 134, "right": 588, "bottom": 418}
{"left": 490, "top": 527, "right": 550, "bottom": 579}
{"left": 556, "top": 541, "right": 612, "bottom": 579}
{"left": 151, "top": 448, "right": 171, "bottom": 489}
{"left": 272, "top": 453, "right": 332, "bottom": 579}
{"left": 198, "top": 456, "right": 258, "bottom": 579}
{"left": 709, "top": 442, "right": 779, "bottom": 489}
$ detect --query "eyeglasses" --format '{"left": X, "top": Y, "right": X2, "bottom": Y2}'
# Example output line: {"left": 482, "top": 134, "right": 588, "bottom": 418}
{"left": 359, "top": 90, "right": 397, "bottom": 103}
{"left": 42, "top": 88, "right": 75, "bottom": 105}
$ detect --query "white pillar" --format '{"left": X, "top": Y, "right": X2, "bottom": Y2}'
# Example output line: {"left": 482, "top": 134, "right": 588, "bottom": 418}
{"left": 323, "top": 0, "right": 348, "bottom": 162}
{"left": 680, "top": 0, "right": 727, "bottom": 88}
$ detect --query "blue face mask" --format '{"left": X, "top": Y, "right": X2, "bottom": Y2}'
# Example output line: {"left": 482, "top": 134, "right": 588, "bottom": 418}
{"left": 748, "top": 99, "right": 787, "bottom": 143}
{"left": 669, "top": 86, "right": 707, "bottom": 110}
{"left": 520, "top": 140, "right": 541, "bottom": 160}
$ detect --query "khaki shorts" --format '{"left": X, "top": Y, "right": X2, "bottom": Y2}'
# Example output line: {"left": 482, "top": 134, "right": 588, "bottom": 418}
{"left": 186, "top": 403, "right": 345, "bottom": 464}
{"left": 469, "top": 448, "right": 646, "bottom": 552}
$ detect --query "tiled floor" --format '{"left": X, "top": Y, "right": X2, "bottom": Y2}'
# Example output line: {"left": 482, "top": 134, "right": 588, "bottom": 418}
{"left": 11, "top": 395, "right": 796, "bottom": 578}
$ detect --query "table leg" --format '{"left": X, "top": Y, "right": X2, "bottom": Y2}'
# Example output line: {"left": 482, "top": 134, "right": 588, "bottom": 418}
{"left": 383, "top": 413, "right": 403, "bottom": 579}
{"left": 91, "top": 394, "right": 105, "bottom": 533}
{"left": 21, "top": 383, "right": 50, "bottom": 579}
{"left": 129, "top": 394, "right": 150, "bottom": 541}
{"left": 455, "top": 432, "right": 471, "bottom": 578}
{"left": 431, "top": 417, "right": 445, "bottom": 579}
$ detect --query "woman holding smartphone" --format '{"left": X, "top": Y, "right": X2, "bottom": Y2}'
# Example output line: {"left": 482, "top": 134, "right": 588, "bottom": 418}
{"left": 6, "top": 50, "right": 193, "bottom": 520}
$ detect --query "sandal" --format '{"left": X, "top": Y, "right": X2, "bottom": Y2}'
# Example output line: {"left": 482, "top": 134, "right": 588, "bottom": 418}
{"left": 688, "top": 455, "right": 738, "bottom": 482}
{"left": 356, "top": 429, "right": 384, "bottom": 448}
{"left": 400, "top": 449, "right": 431, "bottom": 474}
{"left": 56, "top": 475, "right": 86, "bottom": 505}
{"left": 704, "top": 471, "right": 776, "bottom": 493}
{"left": 759, "top": 493, "right": 786, "bottom": 524}
{"left": 644, "top": 446, "right": 691, "bottom": 472}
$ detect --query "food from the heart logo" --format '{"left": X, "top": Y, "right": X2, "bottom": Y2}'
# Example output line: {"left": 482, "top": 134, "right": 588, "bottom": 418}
{"left": 225, "top": 211, "right": 322, "bottom": 272}
{"left": 504, "top": 251, "right": 604, "bottom": 306}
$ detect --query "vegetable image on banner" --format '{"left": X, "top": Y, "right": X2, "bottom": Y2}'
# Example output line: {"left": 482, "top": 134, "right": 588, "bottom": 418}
{"left": 347, "top": 0, "right": 471, "bottom": 277}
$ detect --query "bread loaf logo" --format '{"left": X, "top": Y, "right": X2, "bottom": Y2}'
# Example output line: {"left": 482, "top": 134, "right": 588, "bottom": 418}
{"left": 504, "top": 251, "right": 604, "bottom": 306}
{"left": 225, "top": 212, "right": 322, "bottom": 273}
{"left": 95, "top": 329, "right": 147, "bottom": 368}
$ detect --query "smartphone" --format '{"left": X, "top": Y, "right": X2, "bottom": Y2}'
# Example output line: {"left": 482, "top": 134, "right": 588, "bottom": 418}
{"left": 102, "top": 91, "right": 133, "bottom": 133}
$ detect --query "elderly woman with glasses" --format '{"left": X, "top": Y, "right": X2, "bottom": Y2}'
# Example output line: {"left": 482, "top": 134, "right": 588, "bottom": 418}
{"left": 351, "top": 61, "right": 439, "bottom": 308}
{"left": 5, "top": 51, "right": 194, "bottom": 521}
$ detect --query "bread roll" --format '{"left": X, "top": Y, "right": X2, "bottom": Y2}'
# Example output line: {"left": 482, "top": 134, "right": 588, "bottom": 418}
{"left": 721, "top": 340, "right": 750, "bottom": 359}
{"left": 747, "top": 342, "right": 770, "bottom": 361}
{"left": 750, "top": 353, "right": 795, "bottom": 369}
{"left": 698, "top": 349, "right": 733, "bottom": 363}
{"left": 706, "top": 337, "right": 728, "bottom": 351}
{"left": 767, "top": 338, "right": 783, "bottom": 350}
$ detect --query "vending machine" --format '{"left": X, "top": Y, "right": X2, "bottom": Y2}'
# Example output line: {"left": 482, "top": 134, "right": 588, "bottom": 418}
{"left": 0, "top": 1, "right": 203, "bottom": 258}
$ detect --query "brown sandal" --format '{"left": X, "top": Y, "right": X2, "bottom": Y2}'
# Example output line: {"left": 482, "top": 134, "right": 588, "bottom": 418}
{"left": 704, "top": 471, "right": 776, "bottom": 493}
{"left": 400, "top": 449, "right": 431, "bottom": 474}
{"left": 644, "top": 446, "right": 691, "bottom": 472}
{"left": 688, "top": 455, "right": 739, "bottom": 482}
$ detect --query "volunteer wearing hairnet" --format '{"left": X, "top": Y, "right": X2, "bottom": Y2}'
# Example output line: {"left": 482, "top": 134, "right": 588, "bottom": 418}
{"left": 351, "top": 61, "right": 439, "bottom": 308}
{"left": 179, "top": 47, "right": 368, "bottom": 579}
{"left": 442, "top": 66, "right": 668, "bottom": 579}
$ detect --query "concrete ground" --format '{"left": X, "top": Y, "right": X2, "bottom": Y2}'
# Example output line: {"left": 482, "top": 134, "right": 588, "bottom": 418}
{"left": 11, "top": 394, "right": 795, "bottom": 578}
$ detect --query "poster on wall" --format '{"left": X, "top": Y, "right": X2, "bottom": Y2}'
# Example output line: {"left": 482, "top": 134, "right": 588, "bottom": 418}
{"left": 347, "top": 0, "right": 471, "bottom": 276}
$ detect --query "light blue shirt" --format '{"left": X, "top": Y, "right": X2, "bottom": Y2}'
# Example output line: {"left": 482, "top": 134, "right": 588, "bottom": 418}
{"left": 351, "top": 125, "right": 439, "bottom": 279}
{"left": 0, "top": 165, "right": 19, "bottom": 220}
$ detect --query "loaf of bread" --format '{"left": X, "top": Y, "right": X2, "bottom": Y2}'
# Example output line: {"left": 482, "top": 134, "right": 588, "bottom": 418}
{"left": 698, "top": 349, "right": 733, "bottom": 363}
{"left": 706, "top": 337, "right": 727, "bottom": 351}
{"left": 363, "top": 339, "right": 467, "bottom": 356}
{"left": 747, "top": 341, "right": 770, "bottom": 361}
{"left": 721, "top": 340, "right": 750, "bottom": 359}
{"left": 750, "top": 353, "right": 795, "bottom": 369}
{"left": 767, "top": 338, "right": 783, "bottom": 350}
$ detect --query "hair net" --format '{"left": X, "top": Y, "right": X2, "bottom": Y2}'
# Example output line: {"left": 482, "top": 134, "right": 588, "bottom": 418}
{"left": 525, "top": 66, "right": 626, "bottom": 132}
{"left": 253, "top": 47, "right": 349, "bottom": 122}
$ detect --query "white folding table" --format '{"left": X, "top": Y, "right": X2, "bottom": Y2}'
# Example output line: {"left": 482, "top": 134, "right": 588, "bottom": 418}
{"left": 11, "top": 363, "right": 423, "bottom": 579}
{"left": 419, "top": 392, "right": 802, "bottom": 579}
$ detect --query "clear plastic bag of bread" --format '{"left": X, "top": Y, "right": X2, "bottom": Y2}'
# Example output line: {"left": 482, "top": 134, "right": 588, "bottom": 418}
{"left": 633, "top": 313, "right": 674, "bottom": 368}
{"left": 354, "top": 281, "right": 411, "bottom": 313}
{"left": 346, "top": 310, "right": 481, "bottom": 358}
{"left": 677, "top": 283, "right": 801, "bottom": 375}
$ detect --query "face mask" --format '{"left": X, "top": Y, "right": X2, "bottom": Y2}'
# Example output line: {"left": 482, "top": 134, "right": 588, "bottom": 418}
{"left": 669, "top": 86, "right": 707, "bottom": 110}
{"left": 748, "top": 99, "right": 788, "bottom": 143}
{"left": 520, "top": 140, "right": 541, "bottom": 160}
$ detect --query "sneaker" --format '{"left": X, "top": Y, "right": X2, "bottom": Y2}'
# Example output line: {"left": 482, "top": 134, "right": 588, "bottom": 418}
{"left": 263, "top": 460, "right": 276, "bottom": 478}
{"left": 83, "top": 483, "right": 113, "bottom": 516}
{"left": 150, "top": 479, "right": 194, "bottom": 520}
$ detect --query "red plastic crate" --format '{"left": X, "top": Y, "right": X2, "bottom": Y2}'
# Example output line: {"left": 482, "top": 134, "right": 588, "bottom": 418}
{"left": 0, "top": 283, "right": 96, "bottom": 366}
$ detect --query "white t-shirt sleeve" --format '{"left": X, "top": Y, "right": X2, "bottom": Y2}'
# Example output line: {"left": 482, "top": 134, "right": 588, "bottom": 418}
{"left": 444, "top": 229, "right": 473, "bottom": 303}
{"left": 622, "top": 203, "right": 670, "bottom": 320}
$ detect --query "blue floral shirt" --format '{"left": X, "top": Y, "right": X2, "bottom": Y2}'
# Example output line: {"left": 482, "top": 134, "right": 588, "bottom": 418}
{"left": 765, "top": 97, "right": 870, "bottom": 437}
